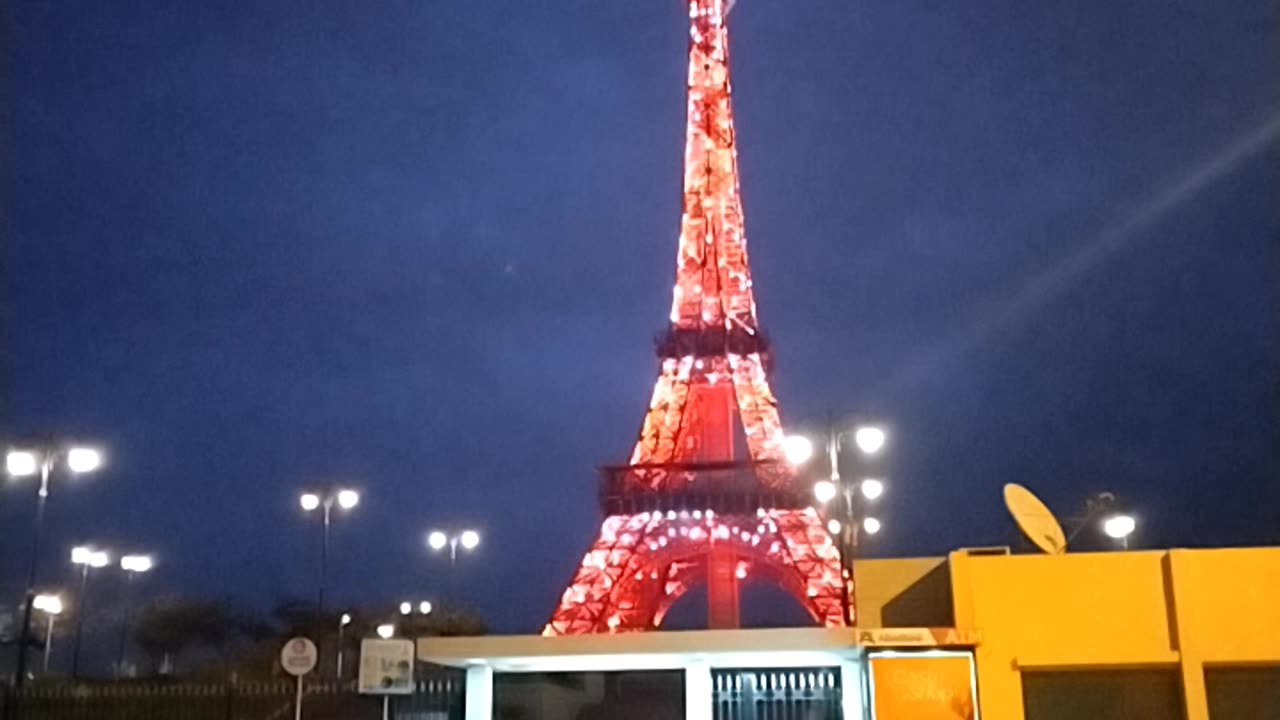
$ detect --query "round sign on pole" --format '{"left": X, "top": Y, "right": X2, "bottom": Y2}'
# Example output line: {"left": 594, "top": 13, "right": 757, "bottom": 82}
{"left": 280, "top": 636, "right": 318, "bottom": 677}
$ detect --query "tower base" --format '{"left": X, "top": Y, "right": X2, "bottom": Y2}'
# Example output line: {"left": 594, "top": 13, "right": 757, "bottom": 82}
{"left": 544, "top": 507, "right": 847, "bottom": 635}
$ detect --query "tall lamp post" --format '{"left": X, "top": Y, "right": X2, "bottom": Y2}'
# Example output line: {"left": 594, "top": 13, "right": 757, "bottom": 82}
{"left": 116, "top": 554, "right": 153, "bottom": 676}
{"left": 32, "top": 594, "right": 63, "bottom": 674}
{"left": 804, "top": 423, "right": 890, "bottom": 625}
{"left": 299, "top": 487, "right": 360, "bottom": 612}
{"left": 6, "top": 443, "right": 103, "bottom": 681}
{"left": 426, "top": 529, "right": 480, "bottom": 568}
{"left": 69, "top": 546, "right": 110, "bottom": 679}
{"left": 6, "top": 444, "right": 103, "bottom": 687}
{"left": 336, "top": 612, "right": 352, "bottom": 678}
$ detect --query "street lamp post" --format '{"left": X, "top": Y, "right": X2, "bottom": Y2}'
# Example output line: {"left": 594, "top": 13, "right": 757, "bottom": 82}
{"left": 116, "top": 555, "right": 153, "bottom": 676}
{"left": 6, "top": 444, "right": 103, "bottom": 687}
{"left": 32, "top": 594, "right": 63, "bottom": 674}
{"left": 336, "top": 612, "right": 352, "bottom": 678}
{"left": 807, "top": 422, "right": 889, "bottom": 625}
{"left": 1067, "top": 492, "right": 1137, "bottom": 551}
{"left": 299, "top": 488, "right": 360, "bottom": 612}
{"left": 69, "top": 546, "right": 110, "bottom": 679}
{"left": 426, "top": 529, "right": 480, "bottom": 568}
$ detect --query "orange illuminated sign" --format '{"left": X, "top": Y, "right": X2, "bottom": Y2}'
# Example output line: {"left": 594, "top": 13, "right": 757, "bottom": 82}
{"left": 869, "top": 653, "right": 978, "bottom": 720}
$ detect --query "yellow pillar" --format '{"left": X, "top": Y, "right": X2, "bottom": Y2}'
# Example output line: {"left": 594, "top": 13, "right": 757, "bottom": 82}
{"left": 1167, "top": 551, "right": 1209, "bottom": 720}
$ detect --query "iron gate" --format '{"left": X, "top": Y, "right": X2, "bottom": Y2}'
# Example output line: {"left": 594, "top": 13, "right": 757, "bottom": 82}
{"left": 713, "top": 667, "right": 842, "bottom": 720}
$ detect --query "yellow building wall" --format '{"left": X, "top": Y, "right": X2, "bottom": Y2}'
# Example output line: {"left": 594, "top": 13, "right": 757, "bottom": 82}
{"left": 948, "top": 547, "right": 1280, "bottom": 720}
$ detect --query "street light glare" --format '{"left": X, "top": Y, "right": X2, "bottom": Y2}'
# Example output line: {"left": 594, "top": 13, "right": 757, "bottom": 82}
{"left": 340, "top": 613, "right": 352, "bottom": 626}
{"left": 428, "top": 531, "right": 448, "bottom": 550}
{"left": 419, "top": 601, "right": 432, "bottom": 615}
{"left": 863, "top": 517, "right": 882, "bottom": 535}
{"left": 121, "top": 555, "right": 153, "bottom": 573}
{"left": 460, "top": 530, "right": 481, "bottom": 550}
{"left": 826, "top": 518, "right": 842, "bottom": 534}
{"left": 782, "top": 435, "right": 814, "bottom": 465}
{"left": 860, "top": 478, "right": 885, "bottom": 500}
{"left": 6, "top": 450, "right": 38, "bottom": 477}
{"left": 399, "top": 602, "right": 412, "bottom": 615}
{"left": 71, "top": 546, "right": 92, "bottom": 565}
{"left": 376, "top": 624, "right": 395, "bottom": 639}
{"left": 1103, "top": 514, "right": 1136, "bottom": 539}
{"left": 33, "top": 595, "right": 63, "bottom": 615}
{"left": 854, "top": 426, "right": 887, "bottom": 455}
{"left": 337, "top": 489, "right": 360, "bottom": 510}
{"left": 66, "top": 447, "right": 102, "bottom": 474}
{"left": 89, "top": 551, "right": 110, "bottom": 568}
{"left": 813, "top": 480, "right": 837, "bottom": 504}
{"left": 299, "top": 493, "right": 321, "bottom": 512}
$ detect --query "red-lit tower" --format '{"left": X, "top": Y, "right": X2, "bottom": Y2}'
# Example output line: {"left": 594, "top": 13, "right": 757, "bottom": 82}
{"left": 544, "top": 0, "right": 846, "bottom": 635}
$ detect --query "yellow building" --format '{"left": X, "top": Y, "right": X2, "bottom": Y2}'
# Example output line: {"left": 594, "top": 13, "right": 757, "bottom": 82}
{"left": 419, "top": 546, "right": 1280, "bottom": 720}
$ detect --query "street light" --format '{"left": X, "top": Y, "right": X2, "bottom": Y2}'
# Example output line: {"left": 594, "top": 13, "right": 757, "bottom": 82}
{"left": 853, "top": 426, "right": 887, "bottom": 455}
{"left": 5, "top": 443, "right": 104, "bottom": 687}
{"left": 33, "top": 594, "right": 63, "bottom": 674}
{"left": 1103, "top": 514, "right": 1137, "bottom": 550}
{"left": 400, "top": 600, "right": 433, "bottom": 616}
{"left": 863, "top": 517, "right": 882, "bottom": 535}
{"left": 427, "top": 529, "right": 481, "bottom": 567}
{"left": 813, "top": 480, "right": 837, "bottom": 504}
{"left": 69, "top": 545, "right": 110, "bottom": 679}
{"left": 860, "top": 478, "right": 885, "bottom": 500}
{"left": 298, "top": 486, "right": 360, "bottom": 612}
{"left": 782, "top": 435, "right": 814, "bottom": 465}
{"left": 336, "top": 612, "right": 353, "bottom": 678}
{"left": 116, "top": 554, "right": 154, "bottom": 675}
{"left": 376, "top": 624, "right": 395, "bottom": 640}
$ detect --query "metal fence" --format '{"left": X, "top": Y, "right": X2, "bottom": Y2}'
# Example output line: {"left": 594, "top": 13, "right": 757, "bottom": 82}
{"left": 713, "top": 668, "right": 842, "bottom": 720}
{"left": 0, "top": 673, "right": 464, "bottom": 720}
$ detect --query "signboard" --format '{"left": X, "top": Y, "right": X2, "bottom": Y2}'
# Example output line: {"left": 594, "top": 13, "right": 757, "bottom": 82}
{"left": 359, "top": 638, "right": 416, "bottom": 695}
{"left": 280, "top": 637, "right": 318, "bottom": 677}
{"left": 857, "top": 627, "right": 980, "bottom": 648}
{"left": 869, "top": 652, "right": 979, "bottom": 720}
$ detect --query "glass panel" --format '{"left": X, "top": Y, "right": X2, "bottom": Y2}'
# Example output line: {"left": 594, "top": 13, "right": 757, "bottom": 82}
{"left": 493, "top": 670, "right": 684, "bottom": 720}
{"left": 1022, "top": 670, "right": 1183, "bottom": 720}
{"left": 1205, "top": 665, "right": 1280, "bottom": 720}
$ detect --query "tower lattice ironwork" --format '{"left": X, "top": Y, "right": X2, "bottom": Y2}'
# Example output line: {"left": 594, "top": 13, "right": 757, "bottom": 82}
{"left": 544, "top": 0, "right": 846, "bottom": 635}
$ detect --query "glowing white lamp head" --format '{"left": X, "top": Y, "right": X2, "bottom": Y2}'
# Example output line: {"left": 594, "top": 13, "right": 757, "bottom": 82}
{"left": 120, "top": 555, "right": 153, "bottom": 573}
{"left": 460, "top": 530, "right": 481, "bottom": 550}
{"left": 1103, "top": 514, "right": 1136, "bottom": 539}
{"left": 6, "top": 450, "right": 39, "bottom": 477}
{"left": 90, "top": 551, "right": 110, "bottom": 568}
{"left": 340, "top": 613, "right": 352, "bottom": 626}
{"left": 860, "top": 478, "right": 885, "bottom": 500}
{"left": 337, "top": 489, "right": 360, "bottom": 510}
{"left": 782, "top": 435, "right": 814, "bottom": 465}
{"left": 854, "top": 426, "right": 886, "bottom": 455}
{"left": 33, "top": 594, "right": 63, "bottom": 615}
{"left": 71, "top": 546, "right": 93, "bottom": 565}
{"left": 399, "top": 602, "right": 412, "bottom": 615}
{"left": 862, "top": 517, "right": 882, "bottom": 535}
{"left": 813, "top": 480, "right": 837, "bottom": 504}
{"left": 428, "top": 531, "right": 448, "bottom": 550}
{"left": 376, "top": 624, "right": 395, "bottom": 639}
{"left": 826, "top": 518, "right": 842, "bottom": 534}
{"left": 418, "top": 601, "right": 432, "bottom": 615}
{"left": 299, "top": 493, "right": 321, "bottom": 511}
{"left": 66, "top": 447, "right": 103, "bottom": 474}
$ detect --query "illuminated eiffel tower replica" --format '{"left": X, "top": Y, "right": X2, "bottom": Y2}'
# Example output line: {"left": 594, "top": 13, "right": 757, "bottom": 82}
{"left": 544, "top": 0, "right": 846, "bottom": 635}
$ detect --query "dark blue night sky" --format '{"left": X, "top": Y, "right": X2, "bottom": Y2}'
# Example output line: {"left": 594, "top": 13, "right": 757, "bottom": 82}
{"left": 4, "top": 0, "right": 1277, "bottom": 639}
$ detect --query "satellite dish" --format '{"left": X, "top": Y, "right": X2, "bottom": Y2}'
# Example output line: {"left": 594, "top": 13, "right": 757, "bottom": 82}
{"left": 1004, "top": 483, "right": 1067, "bottom": 554}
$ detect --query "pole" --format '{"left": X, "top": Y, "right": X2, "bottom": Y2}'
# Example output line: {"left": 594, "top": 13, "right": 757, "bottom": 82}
{"left": 41, "top": 615, "right": 55, "bottom": 674}
{"left": 335, "top": 620, "right": 344, "bottom": 678}
{"left": 14, "top": 461, "right": 52, "bottom": 688}
{"left": 319, "top": 504, "right": 331, "bottom": 612}
{"left": 382, "top": 696, "right": 390, "bottom": 720}
{"left": 294, "top": 675, "right": 304, "bottom": 720}
{"left": 115, "top": 571, "right": 136, "bottom": 676}
{"left": 71, "top": 564, "right": 90, "bottom": 679}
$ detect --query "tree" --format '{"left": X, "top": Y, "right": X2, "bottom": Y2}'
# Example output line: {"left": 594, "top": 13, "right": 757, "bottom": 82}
{"left": 132, "top": 595, "right": 236, "bottom": 676}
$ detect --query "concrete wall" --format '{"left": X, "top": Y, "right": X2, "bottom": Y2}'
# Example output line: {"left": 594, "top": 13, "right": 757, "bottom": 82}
{"left": 947, "top": 547, "right": 1280, "bottom": 720}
